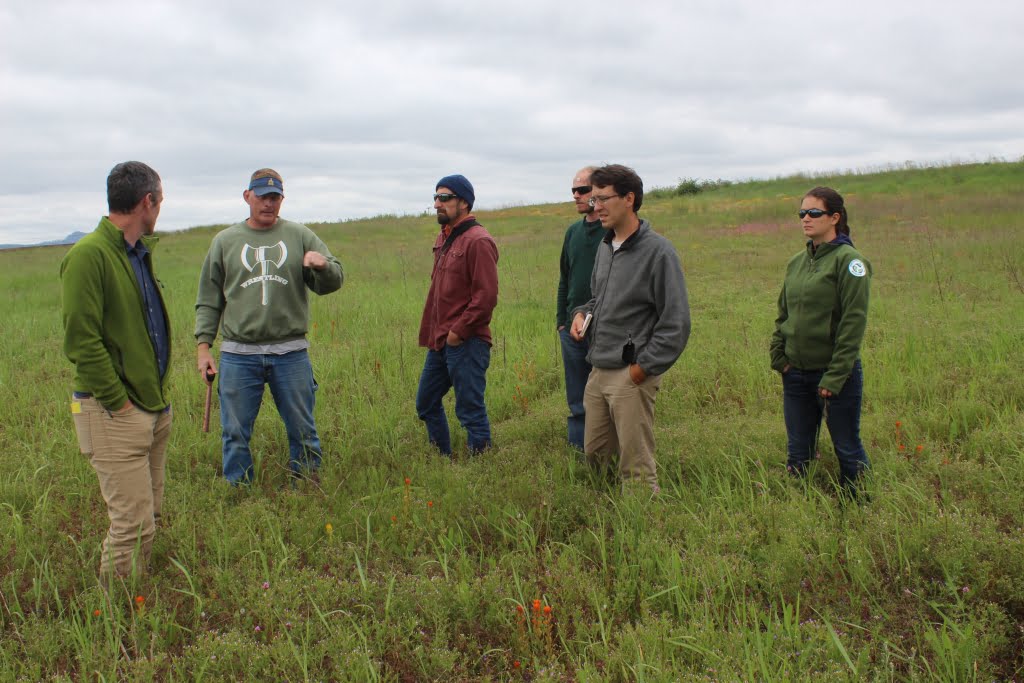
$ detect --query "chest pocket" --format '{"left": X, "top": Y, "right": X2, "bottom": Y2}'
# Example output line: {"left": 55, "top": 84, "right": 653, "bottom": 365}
{"left": 440, "top": 246, "right": 467, "bottom": 275}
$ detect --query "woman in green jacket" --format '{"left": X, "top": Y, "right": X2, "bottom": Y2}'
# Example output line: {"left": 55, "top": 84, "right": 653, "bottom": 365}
{"left": 770, "top": 187, "right": 871, "bottom": 493}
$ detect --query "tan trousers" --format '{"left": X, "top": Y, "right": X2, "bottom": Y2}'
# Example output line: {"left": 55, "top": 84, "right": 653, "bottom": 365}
{"left": 583, "top": 367, "right": 661, "bottom": 490}
{"left": 71, "top": 396, "right": 172, "bottom": 578}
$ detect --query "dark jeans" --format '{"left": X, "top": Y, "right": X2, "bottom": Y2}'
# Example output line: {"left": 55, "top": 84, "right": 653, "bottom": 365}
{"left": 782, "top": 359, "right": 869, "bottom": 489}
{"left": 218, "top": 350, "right": 321, "bottom": 484}
{"left": 415, "top": 337, "right": 492, "bottom": 455}
{"left": 559, "top": 328, "right": 591, "bottom": 450}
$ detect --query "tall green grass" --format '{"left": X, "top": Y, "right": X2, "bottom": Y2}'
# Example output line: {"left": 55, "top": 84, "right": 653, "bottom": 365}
{"left": 1, "top": 160, "right": 1022, "bottom": 680}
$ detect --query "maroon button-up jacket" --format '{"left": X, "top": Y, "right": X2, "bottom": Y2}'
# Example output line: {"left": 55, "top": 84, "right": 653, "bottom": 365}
{"left": 418, "top": 215, "right": 499, "bottom": 351}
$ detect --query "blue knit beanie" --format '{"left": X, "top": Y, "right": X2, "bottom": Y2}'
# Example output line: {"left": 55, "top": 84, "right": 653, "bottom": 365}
{"left": 436, "top": 174, "right": 475, "bottom": 210}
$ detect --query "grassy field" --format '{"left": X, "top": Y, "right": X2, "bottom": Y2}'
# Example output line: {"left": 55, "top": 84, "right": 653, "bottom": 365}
{"left": 1, "top": 161, "right": 1023, "bottom": 681}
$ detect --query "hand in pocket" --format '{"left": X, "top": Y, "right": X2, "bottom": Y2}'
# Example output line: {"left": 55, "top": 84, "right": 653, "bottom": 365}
{"left": 112, "top": 400, "right": 134, "bottom": 416}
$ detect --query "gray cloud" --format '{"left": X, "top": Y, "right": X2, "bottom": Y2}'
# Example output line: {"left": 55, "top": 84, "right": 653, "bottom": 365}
{"left": 1, "top": 0, "right": 1021, "bottom": 244}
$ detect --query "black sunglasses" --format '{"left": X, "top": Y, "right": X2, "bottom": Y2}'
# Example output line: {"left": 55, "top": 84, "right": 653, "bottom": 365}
{"left": 433, "top": 193, "right": 459, "bottom": 202}
{"left": 571, "top": 185, "right": 592, "bottom": 196}
{"left": 798, "top": 208, "right": 833, "bottom": 219}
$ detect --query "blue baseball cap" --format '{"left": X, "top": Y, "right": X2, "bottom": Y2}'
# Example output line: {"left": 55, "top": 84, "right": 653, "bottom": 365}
{"left": 249, "top": 168, "right": 284, "bottom": 196}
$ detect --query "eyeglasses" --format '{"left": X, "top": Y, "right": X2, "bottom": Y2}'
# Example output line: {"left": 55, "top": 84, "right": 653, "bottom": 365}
{"left": 798, "top": 208, "right": 832, "bottom": 219}
{"left": 588, "top": 194, "right": 620, "bottom": 208}
{"left": 433, "top": 193, "right": 459, "bottom": 202}
{"left": 571, "top": 185, "right": 592, "bottom": 196}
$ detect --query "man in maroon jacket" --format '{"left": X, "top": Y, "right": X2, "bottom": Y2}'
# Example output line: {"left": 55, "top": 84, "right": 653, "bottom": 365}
{"left": 416, "top": 174, "right": 499, "bottom": 456}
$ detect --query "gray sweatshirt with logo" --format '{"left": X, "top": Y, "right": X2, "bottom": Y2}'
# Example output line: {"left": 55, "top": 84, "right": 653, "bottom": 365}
{"left": 573, "top": 220, "right": 690, "bottom": 376}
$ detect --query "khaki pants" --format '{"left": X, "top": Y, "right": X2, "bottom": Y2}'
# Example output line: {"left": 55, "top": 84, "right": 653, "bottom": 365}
{"left": 583, "top": 367, "right": 661, "bottom": 490}
{"left": 71, "top": 396, "right": 172, "bottom": 578}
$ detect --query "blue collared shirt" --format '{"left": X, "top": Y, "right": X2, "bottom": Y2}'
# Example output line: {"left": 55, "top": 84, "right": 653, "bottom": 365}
{"left": 125, "top": 239, "right": 170, "bottom": 378}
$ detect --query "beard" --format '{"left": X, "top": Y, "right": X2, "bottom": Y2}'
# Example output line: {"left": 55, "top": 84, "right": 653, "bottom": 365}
{"left": 436, "top": 211, "right": 451, "bottom": 225}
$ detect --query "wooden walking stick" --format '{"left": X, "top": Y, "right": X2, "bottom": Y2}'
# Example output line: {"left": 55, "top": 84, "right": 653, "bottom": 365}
{"left": 202, "top": 370, "right": 216, "bottom": 433}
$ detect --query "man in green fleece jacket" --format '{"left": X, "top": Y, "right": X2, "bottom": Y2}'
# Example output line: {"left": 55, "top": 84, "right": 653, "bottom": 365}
{"left": 195, "top": 169, "right": 343, "bottom": 486}
{"left": 570, "top": 164, "right": 691, "bottom": 493}
{"left": 556, "top": 166, "right": 603, "bottom": 451}
{"left": 61, "top": 161, "right": 172, "bottom": 582}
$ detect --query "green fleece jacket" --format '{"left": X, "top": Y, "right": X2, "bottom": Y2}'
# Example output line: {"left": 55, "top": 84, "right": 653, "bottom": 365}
{"left": 60, "top": 217, "right": 171, "bottom": 412}
{"left": 770, "top": 235, "right": 871, "bottom": 394}
{"left": 195, "top": 219, "right": 343, "bottom": 345}
{"left": 556, "top": 217, "right": 603, "bottom": 328}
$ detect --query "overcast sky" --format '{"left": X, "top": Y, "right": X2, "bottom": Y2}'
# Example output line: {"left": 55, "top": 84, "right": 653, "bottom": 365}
{"left": 2, "top": 0, "right": 1021, "bottom": 244}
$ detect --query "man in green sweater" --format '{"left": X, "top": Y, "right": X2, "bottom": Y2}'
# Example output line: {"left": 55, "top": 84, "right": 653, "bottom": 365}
{"left": 61, "top": 161, "right": 172, "bottom": 582}
{"left": 556, "top": 166, "right": 603, "bottom": 450}
{"left": 195, "top": 169, "right": 343, "bottom": 486}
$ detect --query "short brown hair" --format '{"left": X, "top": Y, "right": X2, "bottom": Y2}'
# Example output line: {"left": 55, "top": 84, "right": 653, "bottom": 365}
{"left": 590, "top": 164, "right": 644, "bottom": 212}
{"left": 250, "top": 168, "right": 283, "bottom": 183}
{"left": 107, "top": 161, "right": 161, "bottom": 213}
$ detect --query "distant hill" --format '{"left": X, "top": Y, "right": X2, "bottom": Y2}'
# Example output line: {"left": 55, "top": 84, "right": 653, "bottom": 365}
{"left": 0, "top": 231, "right": 87, "bottom": 250}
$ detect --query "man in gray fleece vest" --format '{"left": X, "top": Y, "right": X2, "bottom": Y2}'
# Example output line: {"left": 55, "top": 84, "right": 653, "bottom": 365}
{"left": 570, "top": 164, "right": 690, "bottom": 493}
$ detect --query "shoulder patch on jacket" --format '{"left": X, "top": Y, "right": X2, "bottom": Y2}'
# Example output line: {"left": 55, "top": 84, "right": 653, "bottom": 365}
{"left": 848, "top": 259, "right": 867, "bottom": 277}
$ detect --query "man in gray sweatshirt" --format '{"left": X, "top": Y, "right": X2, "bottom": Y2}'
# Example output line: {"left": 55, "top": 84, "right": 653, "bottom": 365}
{"left": 570, "top": 164, "right": 690, "bottom": 493}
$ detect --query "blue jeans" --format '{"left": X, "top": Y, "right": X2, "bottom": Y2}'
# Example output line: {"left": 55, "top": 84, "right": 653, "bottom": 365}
{"left": 559, "top": 328, "right": 591, "bottom": 450}
{"left": 218, "top": 350, "right": 321, "bottom": 483}
{"left": 415, "top": 337, "right": 492, "bottom": 455}
{"left": 782, "top": 359, "right": 869, "bottom": 489}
